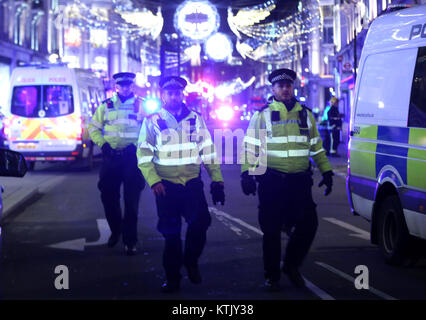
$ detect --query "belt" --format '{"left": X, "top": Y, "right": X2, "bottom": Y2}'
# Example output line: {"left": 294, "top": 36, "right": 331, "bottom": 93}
{"left": 266, "top": 168, "right": 311, "bottom": 179}
{"left": 111, "top": 149, "right": 126, "bottom": 157}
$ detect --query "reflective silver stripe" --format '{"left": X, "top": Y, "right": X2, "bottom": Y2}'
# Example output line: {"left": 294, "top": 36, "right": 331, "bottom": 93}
{"left": 288, "top": 136, "right": 307, "bottom": 143}
{"left": 310, "top": 137, "right": 320, "bottom": 145}
{"left": 267, "top": 150, "right": 288, "bottom": 158}
{"left": 106, "top": 119, "right": 139, "bottom": 126}
{"left": 199, "top": 138, "right": 214, "bottom": 150}
{"left": 307, "top": 112, "right": 313, "bottom": 130}
{"left": 201, "top": 152, "right": 217, "bottom": 162}
{"left": 263, "top": 109, "right": 273, "bottom": 136}
{"left": 154, "top": 156, "right": 199, "bottom": 166}
{"left": 90, "top": 120, "right": 103, "bottom": 129}
{"left": 104, "top": 131, "right": 139, "bottom": 138}
{"left": 157, "top": 142, "right": 197, "bottom": 152}
{"left": 138, "top": 141, "right": 155, "bottom": 152}
{"left": 89, "top": 127, "right": 100, "bottom": 134}
{"left": 288, "top": 149, "right": 309, "bottom": 157}
{"left": 138, "top": 156, "right": 154, "bottom": 164}
{"left": 244, "top": 136, "right": 261, "bottom": 146}
{"left": 267, "top": 136, "right": 288, "bottom": 143}
{"left": 310, "top": 148, "right": 325, "bottom": 156}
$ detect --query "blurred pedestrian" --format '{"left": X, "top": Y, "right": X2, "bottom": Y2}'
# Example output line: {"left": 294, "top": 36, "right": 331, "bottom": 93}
{"left": 327, "top": 97, "right": 342, "bottom": 157}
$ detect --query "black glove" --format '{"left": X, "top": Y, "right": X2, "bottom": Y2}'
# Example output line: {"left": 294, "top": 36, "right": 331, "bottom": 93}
{"left": 210, "top": 182, "right": 225, "bottom": 205}
{"left": 125, "top": 144, "right": 137, "bottom": 156}
{"left": 241, "top": 171, "right": 256, "bottom": 196}
{"left": 101, "top": 142, "right": 113, "bottom": 157}
{"left": 318, "top": 171, "right": 334, "bottom": 196}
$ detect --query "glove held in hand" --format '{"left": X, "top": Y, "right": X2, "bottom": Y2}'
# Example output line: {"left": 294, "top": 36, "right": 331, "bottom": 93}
{"left": 210, "top": 182, "right": 225, "bottom": 205}
{"left": 241, "top": 171, "right": 256, "bottom": 196}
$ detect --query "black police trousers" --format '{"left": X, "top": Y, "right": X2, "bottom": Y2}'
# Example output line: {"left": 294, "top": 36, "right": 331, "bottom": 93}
{"left": 257, "top": 169, "right": 318, "bottom": 281}
{"left": 97, "top": 152, "right": 145, "bottom": 246}
{"left": 155, "top": 178, "right": 212, "bottom": 282}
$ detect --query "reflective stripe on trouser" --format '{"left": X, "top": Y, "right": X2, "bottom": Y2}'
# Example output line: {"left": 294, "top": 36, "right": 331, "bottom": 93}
{"left": 330, "top": 128, "right": 340, "bottom": 153}
{"left": 97, "top": 153, "right": 145, "bottom": 245}
{"left": 257, "top": 170, "right": 318, "bottom": 281}
{"left": 155, "top": 178, "right": 211, "bottom": 282}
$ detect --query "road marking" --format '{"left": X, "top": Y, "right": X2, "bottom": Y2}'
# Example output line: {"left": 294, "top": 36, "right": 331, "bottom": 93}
{"left": 315, "top": 261, "right": 397, "bottom": 300}
{"left": 209, "top": 207, "right": 335, "bottom": 300}
{"left": 323, "top": 217, "right": 370, "bottom": 240}
{"left": 303, "top": 277, "right": 335, "bottom": 300}
{"left": 209, "top": 207, "right": 263, "bottom": 236}
{"left": 48, "top": 219, "right": 110, "bottom": 251}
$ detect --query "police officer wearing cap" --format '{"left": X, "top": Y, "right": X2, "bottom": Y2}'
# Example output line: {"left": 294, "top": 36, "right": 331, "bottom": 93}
{"left": 137, "top": 76, "right": 225, "bottom": 293}
{"left": 240, "top": 68, "right": 334, "bottom": 291}
{"left": 89, "top": 72, "right": 146, "bottom": 255}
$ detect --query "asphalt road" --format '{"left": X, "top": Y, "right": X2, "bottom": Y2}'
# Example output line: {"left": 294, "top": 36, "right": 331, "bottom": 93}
{"left": 1, "top": 151, "right": 425, "bottom": 301}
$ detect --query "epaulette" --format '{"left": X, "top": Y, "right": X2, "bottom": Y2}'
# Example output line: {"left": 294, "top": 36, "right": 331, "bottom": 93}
{"left": 258, "top": 103, "right": 270, "bottom": 112}
{"left": 300, "top": 104, "right": 312, "bottom": 113}
{"left": 102, "top": 98, "right": 114, "bottom": 109}
{"left": 147, "top": 112, "right": 159, "bottom": 119}
{"left": 190, "top": 109, "right": 202, "bottom": 117}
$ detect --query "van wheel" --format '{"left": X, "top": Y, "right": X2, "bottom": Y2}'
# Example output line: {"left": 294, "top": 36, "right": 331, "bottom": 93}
{"left": 377, "top": 195, "right": 410, "bottom": 265}
{"left": 27, "top": 161, "right": 35, "bottom": 171}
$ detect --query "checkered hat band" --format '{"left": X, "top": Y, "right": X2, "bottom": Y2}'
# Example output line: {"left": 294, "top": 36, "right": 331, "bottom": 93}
{"left": 271, "top": 74, "right": 294, "bottom": 82}
{"left": 116, "top": 77, "right": 133, "bottom": 82}
{"left": 163, "top": 79, "right": 183, "bottom": 88}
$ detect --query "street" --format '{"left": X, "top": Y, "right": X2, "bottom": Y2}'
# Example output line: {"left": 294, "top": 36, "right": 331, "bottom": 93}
{"left": 1, "top": 138, "right": 425, "bottom": 300}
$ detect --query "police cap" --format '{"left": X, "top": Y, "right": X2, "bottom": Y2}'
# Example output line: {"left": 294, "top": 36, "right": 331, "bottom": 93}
{"left": 268, "top": 68, "right": 297, "bottom": 85}
{"left": 159, "top": 76, "right": 187, "bottom": 90}
{"left": 113, "top": 72, "right": 136, "bottom": 85}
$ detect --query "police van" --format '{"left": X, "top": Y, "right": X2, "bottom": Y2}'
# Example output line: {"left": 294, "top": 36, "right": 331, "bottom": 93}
{"left": 347, "top": 5, "right": 426, "bottom": 265}
{"left": 4, "top": 63, "right": 105, "bottom": 170}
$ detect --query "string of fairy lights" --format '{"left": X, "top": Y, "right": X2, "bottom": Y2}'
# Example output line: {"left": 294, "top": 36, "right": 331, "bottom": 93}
{"left": 59, "top": 0, "right": 323, "bottom": 66}
{"left": 230, "top": 0, "right": 323, "bottom": 65}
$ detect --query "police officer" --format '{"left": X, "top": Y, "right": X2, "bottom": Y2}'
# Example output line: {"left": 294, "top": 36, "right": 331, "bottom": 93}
{"left": 327, "top": 97, "right": 342, "bottom": 157}
{"left": 137, "top": 76, "right": 225, "bottom": 293}
{"left": 89, "top": 72, "right": 146, "bottom": 256}
{"left": 240, "top": 68, "right": 333, "bottom": 291}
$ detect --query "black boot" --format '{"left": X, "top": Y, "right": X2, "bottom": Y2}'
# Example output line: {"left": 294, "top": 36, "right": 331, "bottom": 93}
{"left": 186, "top": 265, "right": 202, "bottom": 284}
{"left": 107, "top": 233, "right": 120, "bottom": 248}
{"left": 282, "top": 265, "right": 306, "bottom": 288}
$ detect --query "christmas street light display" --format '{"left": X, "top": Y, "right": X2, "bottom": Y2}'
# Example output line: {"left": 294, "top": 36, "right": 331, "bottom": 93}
{"left": 174, "top": 0, "right": 220, "bottom": 41}
{"left": 230, "top": 0, "right": 322, "bottom": 64}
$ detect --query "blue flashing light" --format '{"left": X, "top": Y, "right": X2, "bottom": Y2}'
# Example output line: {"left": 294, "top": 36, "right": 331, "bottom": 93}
{"left": 143, "top": 97, "right": 161, "bottom": 114}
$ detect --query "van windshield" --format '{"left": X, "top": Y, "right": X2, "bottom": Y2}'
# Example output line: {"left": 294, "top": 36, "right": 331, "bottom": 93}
{"left": 11, "top": 85, "right": 74, "bottom": 118}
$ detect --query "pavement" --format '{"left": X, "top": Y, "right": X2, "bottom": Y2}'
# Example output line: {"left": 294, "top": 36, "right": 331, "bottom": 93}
{"left": 0, "top": 171, "right": 67, "bottom": 223}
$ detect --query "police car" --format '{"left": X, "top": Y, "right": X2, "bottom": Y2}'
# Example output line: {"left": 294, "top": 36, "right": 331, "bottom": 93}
{"left": 347, "top": 5, "right": 426, "bottom": 265}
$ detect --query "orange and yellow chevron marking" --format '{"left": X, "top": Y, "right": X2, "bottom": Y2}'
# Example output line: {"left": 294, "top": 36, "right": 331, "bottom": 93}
{"left": 9, "top": 115, "right": 82, "bottom": 141}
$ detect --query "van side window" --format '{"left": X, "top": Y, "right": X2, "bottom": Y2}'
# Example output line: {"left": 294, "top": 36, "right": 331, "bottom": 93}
{"left": 408, "top": 47, "right": 426, "bottom": 128}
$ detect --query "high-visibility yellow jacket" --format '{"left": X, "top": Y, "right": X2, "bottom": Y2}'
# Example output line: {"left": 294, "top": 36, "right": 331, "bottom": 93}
{"left": 89, "top": 94, "right": 147, "bottom": 149}
{"left": 241, "top": 98, "right": 331, "bottom": 174}
{"left": 137, "top": 105, "right": 223, "bottom": 187}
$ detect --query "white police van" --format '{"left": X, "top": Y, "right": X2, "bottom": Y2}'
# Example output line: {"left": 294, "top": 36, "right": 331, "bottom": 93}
{"left": 4, "top": 63, "right": 105, "bottom": 170}
{"left": 347, "top": 5, "right": 426, "bottom": 265}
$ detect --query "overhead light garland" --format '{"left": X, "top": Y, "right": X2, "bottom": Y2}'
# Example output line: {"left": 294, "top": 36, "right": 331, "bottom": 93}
{"left": 230, "top": 0, "right": 322, "bottom": 65}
